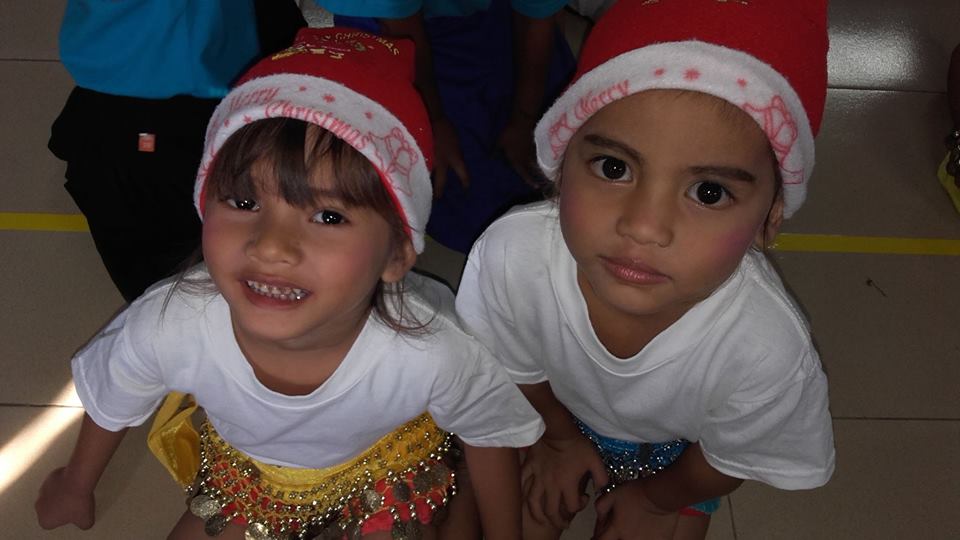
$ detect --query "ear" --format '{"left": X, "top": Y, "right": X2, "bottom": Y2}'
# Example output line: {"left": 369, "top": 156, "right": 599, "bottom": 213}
{"left": 755, "top": 191, "right": 785, "bottom": 250}
{"left": 381, "top": 238, "right": 417, "bottom": 284}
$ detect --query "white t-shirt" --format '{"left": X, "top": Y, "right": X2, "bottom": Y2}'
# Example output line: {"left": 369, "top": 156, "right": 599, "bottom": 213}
{"left": 455, "top": 201, "right": 835, "bottom": 490}
{"left": 73, "top": 270, "right": 544, "bottom": 469}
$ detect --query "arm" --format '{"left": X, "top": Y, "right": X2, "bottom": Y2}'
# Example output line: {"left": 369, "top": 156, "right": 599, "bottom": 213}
{"left": 35, "top": 413, "right": 129, "bottom": 530}
{"left": 519, "top": 381, "right": 609, "bottom": 529}
{"left": 379, "top": 12, "right": 470, "bottom": 196}
{"left": 462, "top": 444, "right": 522, "bottom": 540}
{"left": 593, "top": 443, "right": 741, "bottom": 539}
{"left": 497, "top": 10, "right": 559, "bottom": 185}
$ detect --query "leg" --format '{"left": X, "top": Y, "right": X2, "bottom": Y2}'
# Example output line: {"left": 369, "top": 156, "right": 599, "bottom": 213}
{"left": 436, "top": 447, "right": 481, "bottom": 540}
{"left": 672, "top": 513, "right": 711, "bottom": 540}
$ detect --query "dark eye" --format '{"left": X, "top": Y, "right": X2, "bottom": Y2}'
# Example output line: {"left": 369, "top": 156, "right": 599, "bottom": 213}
{"left": 312, "top": 209, "right": 345, "bottom": 225}
{"left": 226, "top": 198, "right": 259, "bottom": 211}
{"left": 588, "top": 156, "right": 631, "bottom": 182}
{"left": 686, "top": 181, "right": 732, "bottom": 207}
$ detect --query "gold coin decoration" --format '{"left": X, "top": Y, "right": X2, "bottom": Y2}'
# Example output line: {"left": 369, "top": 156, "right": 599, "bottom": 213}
{"left": 243, "top": 522, "right": 274, "bottom": 540}
{"left": 189, "top": 494, "right": 221, "bottom": 520}
{"left": 189, "top": 415, "right": 453, "bottom": 538}
{"left": 204, "top": 513, "right": 230, "bottom": 536}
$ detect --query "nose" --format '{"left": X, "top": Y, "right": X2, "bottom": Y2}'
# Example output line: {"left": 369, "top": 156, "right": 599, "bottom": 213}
{"left": 615, "top": 186, "right": 674, "bottom": 248}
{"left": 245, "top": 210, "right": 302, "bottom": 265}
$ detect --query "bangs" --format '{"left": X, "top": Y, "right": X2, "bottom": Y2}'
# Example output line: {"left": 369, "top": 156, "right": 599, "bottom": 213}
{"left": 205, "top": 118, "right": 400, "bottom": 225}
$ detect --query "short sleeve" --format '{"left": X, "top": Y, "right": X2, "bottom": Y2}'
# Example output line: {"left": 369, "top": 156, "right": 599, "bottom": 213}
{"left": 71, "top": 303, "right": 167, "bottom": 431}
{"left": 455, "top": 232, "right": 548, "bottom": 384}
{"left": 427, "top": 337, "right": 544, "bottom": 448}
{"left": 510, "top": 0, "right": 568, "bottom": 18}
{"left": 312, "top": 0, "right": 422, "bottom": 18}
{"left": 698, "top": 353, "right": 835, "bottom": 490}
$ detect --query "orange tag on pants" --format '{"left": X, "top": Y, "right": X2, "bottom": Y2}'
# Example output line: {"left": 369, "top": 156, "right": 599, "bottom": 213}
{"left": 138, "top": 133, "right": 156, "bottom": 152}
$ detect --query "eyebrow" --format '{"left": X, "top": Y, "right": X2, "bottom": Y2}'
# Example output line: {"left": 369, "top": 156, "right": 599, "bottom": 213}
{"left": 582, "top": 134, "right": 643, "bottom": 164}
{"left": 583, "top": 133, "right": 758, "bottom": 183}
{"left": 690, "top": 166, "right": 757, "bottom": 183}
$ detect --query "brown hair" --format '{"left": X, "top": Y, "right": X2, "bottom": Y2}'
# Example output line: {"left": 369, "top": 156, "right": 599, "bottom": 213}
{"left": 177, "top": 117, "right": 424, "bottom": 333}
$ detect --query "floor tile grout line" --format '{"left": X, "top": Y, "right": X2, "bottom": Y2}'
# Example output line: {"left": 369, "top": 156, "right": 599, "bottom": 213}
{"left": 833, "top": 416, "right": 960, "bottom": 422}
{"left": 0, "top": 403, "right": 83, "bottom": 409}
{"left": 827, "top": 85, "right": 945, "bottom": 95}
{"left": 0, "top": 57, "right": 60, "bottom": 63}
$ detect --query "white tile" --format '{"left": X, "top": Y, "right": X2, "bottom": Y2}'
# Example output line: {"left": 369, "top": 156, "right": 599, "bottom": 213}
{"left": 0, "top": 0, "right": 66, "bottom": 60}
{"left": 730, "top": 419, "right": 960, "bottom": 539}
{"left": 0, "top": 407, "right": 186, "bottom": 539}
{"left": 0, "top": 232, "right": 122, "bottom": 405}
{"left": 770, "top": 250, "right": 960, "bottom": 419}
{"left": 0, "top": 61, "right": 77, "bottom": 213}
{"left": 788, "top": 89, "right": 960, "bottom": 238}
{"left": 828, "top": 0, "right": 959, "bottom": 92}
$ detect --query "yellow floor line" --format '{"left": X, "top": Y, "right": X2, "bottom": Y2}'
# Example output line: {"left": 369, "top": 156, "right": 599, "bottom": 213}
{"left": 0, "top": 212, "right": 89, "bottom": 232}
{"left": 0, "top": 213, "right": 958, "bottom": 256}
{"left": 773, "top": 233, "right": 960, "bottom": 256}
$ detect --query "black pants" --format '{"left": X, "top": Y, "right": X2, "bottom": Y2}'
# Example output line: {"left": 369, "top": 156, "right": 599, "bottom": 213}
{"left": 49, "top": 1, "right": 306, "bottom": 302}
{"left": 49, "top": 88, "right": 216, "bottom": 302}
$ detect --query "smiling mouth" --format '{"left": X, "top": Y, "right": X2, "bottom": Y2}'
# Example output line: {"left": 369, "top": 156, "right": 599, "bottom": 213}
{"left": 245, "top": 280, "right": 310, "bottom": 301}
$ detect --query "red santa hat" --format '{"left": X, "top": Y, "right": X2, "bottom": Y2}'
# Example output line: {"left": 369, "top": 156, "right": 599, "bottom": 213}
{"left": 535, "top": 0, "right": 829, "bottom": 218}
{"left": 195, "top": 27, "right": 434, "bottom": 252}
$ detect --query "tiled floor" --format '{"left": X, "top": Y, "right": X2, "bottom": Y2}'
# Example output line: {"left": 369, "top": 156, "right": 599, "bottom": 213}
{"left": 2, "top": 2, "right": 958, "bottom": 538}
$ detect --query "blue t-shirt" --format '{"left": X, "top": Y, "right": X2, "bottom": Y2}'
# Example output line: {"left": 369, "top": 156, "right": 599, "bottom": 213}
{"left": 59, "top": 0, "right": 260, "bottom": 99}
{"left": 314, "top": 0, "right": 566, "bottom": 19}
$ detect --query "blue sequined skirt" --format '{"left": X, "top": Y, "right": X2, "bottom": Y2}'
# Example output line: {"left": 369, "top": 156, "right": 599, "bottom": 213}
{"left": 575, "top": 419, "right": 721, "bottom": 515}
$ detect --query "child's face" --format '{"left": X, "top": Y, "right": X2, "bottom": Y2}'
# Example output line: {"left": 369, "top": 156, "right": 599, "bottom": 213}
{"left": 559, "top": 89, "right": 782, "bottom": 332}
{"left": 202, "top": 157, "right": 413, "bottom": 352}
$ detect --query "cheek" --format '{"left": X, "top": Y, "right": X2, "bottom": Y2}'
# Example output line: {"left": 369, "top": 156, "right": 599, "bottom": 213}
{"left": 696, "top": 225, "right": 760, "bottom": 278}
{"left": 200, "top": 215, "right": 239, "bottom": 267}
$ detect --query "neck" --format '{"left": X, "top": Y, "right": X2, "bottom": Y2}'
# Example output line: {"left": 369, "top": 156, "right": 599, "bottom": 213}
{"left": 577, "top": 272, "right": 690, "bottom": 359}
{"left": 232, "top": 307, "right": 371, "bottom": 396}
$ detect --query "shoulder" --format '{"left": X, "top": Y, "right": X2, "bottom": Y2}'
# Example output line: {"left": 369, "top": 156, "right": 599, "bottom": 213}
{"left": 470, "top": 200, "right": 559, "bottom": 265}
{"left": 123, "top": 268, "right": 225, "bottom": 341}
{"left": 708, "top": 252, "right": 823, "bottom": 392}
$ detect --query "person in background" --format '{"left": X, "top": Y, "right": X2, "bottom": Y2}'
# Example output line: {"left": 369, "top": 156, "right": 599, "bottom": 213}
{"left": 50, "top": 0, "right": 304, "bottom": 302}
{"left": 940, "top": 42, "right": 960, "bottom": 213}
{"left": 314, "top": 0, "right": 576, "bottom": 254}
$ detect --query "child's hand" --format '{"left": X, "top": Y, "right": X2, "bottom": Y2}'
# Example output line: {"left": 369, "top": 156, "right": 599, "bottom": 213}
{"left": 431, "top": 117, "right": 470, "bottom": 198}
{"left": 593, "top": 480, "right": 678, "bottom": 540}
{"left": 521, "top": 433, "right": 609, "bottom": 530}
{"left": 35, "top": 467, "right": 96, "bottom": 530}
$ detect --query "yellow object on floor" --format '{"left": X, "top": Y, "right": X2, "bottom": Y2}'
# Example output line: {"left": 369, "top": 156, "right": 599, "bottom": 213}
{"left": 938, "top": 152, "right": 960, "bottom": 215}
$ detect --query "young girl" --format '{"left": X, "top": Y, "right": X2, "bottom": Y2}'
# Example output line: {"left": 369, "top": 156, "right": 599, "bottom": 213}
{"left": 35, "top": 28, "right": 543, "bottom": 539}
{"left": 455, "top": 2, "right": 836, "bottom": 539}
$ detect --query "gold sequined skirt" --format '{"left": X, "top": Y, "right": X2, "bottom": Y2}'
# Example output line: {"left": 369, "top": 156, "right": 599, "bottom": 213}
{"left": 186, "top": 414, "right": 456, "bottom": 539}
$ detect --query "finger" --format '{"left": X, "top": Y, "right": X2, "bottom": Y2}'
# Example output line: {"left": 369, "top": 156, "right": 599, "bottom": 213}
{"left": 544, "top": 483, "right": 569, "bottom": 530}
{"left": 525, "top": 477, "right": 549, "bottom": 526}
{"left": 595, "top": 491, "right": 613, "bottom": 520}
{"left": 560, "top": 480, "right": 586, "bottom": 516}
{"left": 432, "top": 164, "right": 448, "bottom": 200}
{"left": 451, "top": 156, "right": 470, "bottom": 188}
{"left": 589, "top": 458, "right": 611, "bottom": 490}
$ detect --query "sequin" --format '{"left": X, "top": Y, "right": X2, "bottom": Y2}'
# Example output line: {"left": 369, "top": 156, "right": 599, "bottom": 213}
{"left": 204, "top": 513, "right": 230, "bottom": 536}
{"left": 244, "top": 522, "right": 274, "bottom": 540}
{"left": 392, "top": 481, "right": 412, "bottom": 502}
{"left": 574, "top": 418, "right": 689, "bottom": 491}
{"left": 360, "top": 489, "right": 383, "bottom": 513}
{"left": 188, "top": 494, "right": 221, "bottom": 519}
